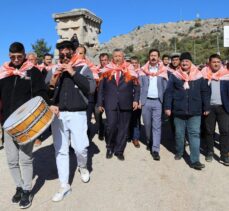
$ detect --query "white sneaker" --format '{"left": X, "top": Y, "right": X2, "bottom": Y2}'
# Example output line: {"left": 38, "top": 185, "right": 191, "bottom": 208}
{"left": 52, "top": 184, "right": 71, "bottom": 202}
{"left": 78, "top": 167, "right": 90, "bottom": 183}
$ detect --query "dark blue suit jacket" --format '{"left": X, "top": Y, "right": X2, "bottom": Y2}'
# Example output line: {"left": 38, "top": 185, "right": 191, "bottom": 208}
{"left": 97, "top": 75, "right": 140, "bottom": 110}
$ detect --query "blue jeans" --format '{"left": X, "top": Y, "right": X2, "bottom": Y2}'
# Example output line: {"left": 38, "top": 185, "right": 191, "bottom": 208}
{"left": 174, "top": 115, "right": 201, "bottom": 163}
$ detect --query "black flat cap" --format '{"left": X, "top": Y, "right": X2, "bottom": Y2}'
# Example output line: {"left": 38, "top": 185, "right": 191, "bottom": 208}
{"left": 56, "top": 40, "right": 76, "bottom": 51}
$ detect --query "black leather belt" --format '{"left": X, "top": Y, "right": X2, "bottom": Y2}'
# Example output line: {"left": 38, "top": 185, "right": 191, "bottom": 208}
{"left": 147, "top": 97, "right": 159, "bottom": 100}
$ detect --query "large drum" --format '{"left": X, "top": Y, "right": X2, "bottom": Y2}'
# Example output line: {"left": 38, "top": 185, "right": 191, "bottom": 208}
{"left": 3, "top": 96, "right": 54, "bottom": 145}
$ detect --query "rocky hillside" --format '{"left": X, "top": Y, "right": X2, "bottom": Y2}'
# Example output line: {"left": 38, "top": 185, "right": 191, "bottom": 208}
{"left": 99, "top": 18, "right": 226, "bottom": 53}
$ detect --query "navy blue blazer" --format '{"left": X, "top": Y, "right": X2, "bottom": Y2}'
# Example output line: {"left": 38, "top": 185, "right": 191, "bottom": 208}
{"left": 97, "top": 75, "right": 140, "bottom": 111}
{"left": 164, "top": 74, "right": 210, "bottom": 116}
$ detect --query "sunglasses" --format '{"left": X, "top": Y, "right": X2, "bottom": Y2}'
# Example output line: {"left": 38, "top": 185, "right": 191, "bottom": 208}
{"left": 10, "top": 55, "right": 24, "bottom": 60}
{"left": 59, "top": 52, "right": 72, "bottom": 60}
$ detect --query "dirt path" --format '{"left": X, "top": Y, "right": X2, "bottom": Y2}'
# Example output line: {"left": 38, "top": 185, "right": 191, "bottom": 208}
{"left": 0, "top": 125, "right": 228, "bottom": 211}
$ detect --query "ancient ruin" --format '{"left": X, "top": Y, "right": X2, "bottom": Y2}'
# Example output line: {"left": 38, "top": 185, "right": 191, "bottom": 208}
{"left": 53, "top": 8, "right": 102, "bottom": 47}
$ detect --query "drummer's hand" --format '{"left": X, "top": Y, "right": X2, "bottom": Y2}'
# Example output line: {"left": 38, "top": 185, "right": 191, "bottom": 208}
{"left": 61, "top": 64, "right": 75, "bottom": 76}
{"left": 50, "top": 105, "right": 59, "bottom": 117}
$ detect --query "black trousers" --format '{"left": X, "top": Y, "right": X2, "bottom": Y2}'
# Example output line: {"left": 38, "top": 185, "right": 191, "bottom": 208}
{"left": 204, "top": 105, "right": 229, "bottom": 155}
{"left": 105, "top": 108, "right": 131, "bottom": 154}
{"left": 130, "top": 109, "right": 141, "bottom": 140}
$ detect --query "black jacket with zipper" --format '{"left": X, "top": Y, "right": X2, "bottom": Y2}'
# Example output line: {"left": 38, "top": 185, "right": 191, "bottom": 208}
{"left": 0, "top": 62, "right": 49, "bottom": 124}
{"left": 50, "top": 65, "right": 96, "bottom": 111}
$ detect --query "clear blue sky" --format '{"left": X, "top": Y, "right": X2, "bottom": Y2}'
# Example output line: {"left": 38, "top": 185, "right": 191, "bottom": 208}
{"left": 0, "top": 0, "right": 228, "bottom": 63}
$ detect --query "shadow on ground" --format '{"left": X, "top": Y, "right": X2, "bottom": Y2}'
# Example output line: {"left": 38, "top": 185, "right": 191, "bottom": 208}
{"left": 31, "top": 135, "right": 100, "bottom": 197}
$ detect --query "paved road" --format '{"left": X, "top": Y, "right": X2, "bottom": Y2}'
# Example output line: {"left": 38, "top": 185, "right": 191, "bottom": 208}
{"left": 0, "top": 123, "right": 228, "bottom": 211}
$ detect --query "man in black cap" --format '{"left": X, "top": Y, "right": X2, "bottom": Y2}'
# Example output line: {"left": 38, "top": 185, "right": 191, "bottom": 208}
{"left": 164, "top": 52, "right": 210, "bottom": 170}
{"left": 169, "top": 53, "right": 180, "bottom": 72}
{"left": 49, "top": 40, "right": 96, "bottom": 202}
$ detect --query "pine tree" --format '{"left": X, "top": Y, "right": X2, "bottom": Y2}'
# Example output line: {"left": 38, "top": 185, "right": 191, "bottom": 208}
{"left": 32, "top": 39, "right": 51, "bottom": 64}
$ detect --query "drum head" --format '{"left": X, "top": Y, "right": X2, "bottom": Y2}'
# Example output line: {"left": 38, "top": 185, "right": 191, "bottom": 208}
{"left": 3, "top": 96, "right": 43, "bottom": 130}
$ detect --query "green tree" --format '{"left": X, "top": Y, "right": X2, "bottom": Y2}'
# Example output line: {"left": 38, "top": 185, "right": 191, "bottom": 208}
{"left": 32, "top": 39, "right": 51, "bottom": 63}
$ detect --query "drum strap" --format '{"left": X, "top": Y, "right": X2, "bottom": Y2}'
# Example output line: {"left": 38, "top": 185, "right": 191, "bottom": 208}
{"left": 10, "top": 77, "right": 18, "bottom": 113}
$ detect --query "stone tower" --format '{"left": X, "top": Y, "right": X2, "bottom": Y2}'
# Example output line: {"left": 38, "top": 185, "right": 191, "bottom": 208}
{"left": 53, "top": 8, "right": 102, "bottom": 47}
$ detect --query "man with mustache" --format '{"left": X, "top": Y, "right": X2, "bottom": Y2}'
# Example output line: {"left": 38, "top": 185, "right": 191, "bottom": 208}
{"left": 49, "top": 41, "right": 96, "bottom": 202}
{"left": 202, "top": 54, "right": 229, "bottom": 165}
{"left": 140, "top": 49, "right": 168, "bottom": 160}
{"left": 164, "top": 52, "right": 210, "bottom": 170}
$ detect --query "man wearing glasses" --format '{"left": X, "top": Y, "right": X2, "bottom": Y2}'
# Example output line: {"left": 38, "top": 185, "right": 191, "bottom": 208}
{"left": 0, "top": 42, "right": 51, "bottom": 209}
{"left": 49, "top": 41, "right": 96, "bottom": 202}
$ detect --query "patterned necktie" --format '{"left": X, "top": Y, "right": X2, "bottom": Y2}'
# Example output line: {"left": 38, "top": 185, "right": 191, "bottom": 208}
{"left": 116, "top": 70, "right": 121, "bottom": 85}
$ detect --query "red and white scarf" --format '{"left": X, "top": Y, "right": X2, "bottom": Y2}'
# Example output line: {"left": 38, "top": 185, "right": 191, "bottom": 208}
{"left": 141, "top": 61, "right": 168, "bottom": 80}
{"left": 53, "top": 54, "right": 87, "bottom": 76}
{"left": 173, "top": 65, "right": 202, "bottom": 89}
{"left": 201, "top": 66, "right": 229, "bottom": 84}
{"left": 0, "top": 61, "right": 34, "bottom": 79}
{"left": 132, "top": 64, "right": 145, "bottom": 77}
{"left": 84, "top": 57, "right": 99, "bottom": 80}
{"left": 38, "top": 63, "right": 54, "bottom": 72}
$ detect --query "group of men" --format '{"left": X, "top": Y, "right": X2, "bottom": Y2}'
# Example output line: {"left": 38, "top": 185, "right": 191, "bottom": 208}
{"left": 0, "top": 38, "right": 229, "bottom": 209}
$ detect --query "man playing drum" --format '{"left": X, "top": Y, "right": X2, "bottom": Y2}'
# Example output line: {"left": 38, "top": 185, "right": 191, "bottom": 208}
{"left": 0, "top": 42, "right": 54, "bottom": 209}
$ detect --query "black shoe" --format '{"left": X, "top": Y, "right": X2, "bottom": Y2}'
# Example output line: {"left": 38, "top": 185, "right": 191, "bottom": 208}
{"left": 190, "top": 162, "right": 205, "bottom": 170}
{"left": 126, "top": 137, "right": 131, "bottom": 143}
{"left": 115, "top": 153, "right": 125, "bottom": 161}
{"left": 19, "top": 190, "right": 32, "bottom": 209}
{"left": 98, "top": 134, "right": 104, "bottom": 141}
{"left": 205, "top": 152, "right": 213, "bottom": 162}
{"left": 106, "top": 149, "right": 113, "bottom": 159}
{"left": 12, "top": 187, "right": 23, "bottom": 204}
{"left": 152, "top": 151, "right": 160, "bottom": 161}
{"left": 146, "top": 142, "right": 151, "bottom": 151}
{"left": 220, "top": 156, "right": 229, "bottom": 166}
{"left": 174, "top": 154, "right": 182, "bottom": 160}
